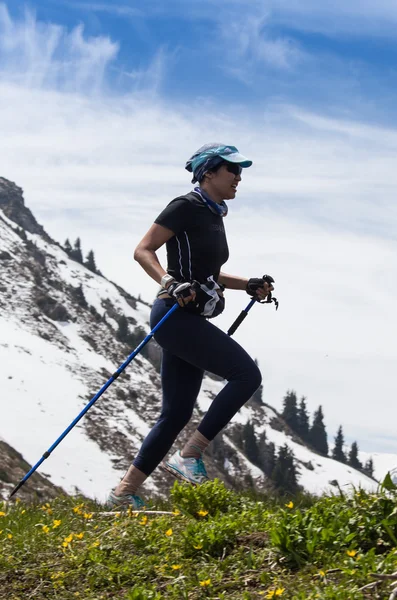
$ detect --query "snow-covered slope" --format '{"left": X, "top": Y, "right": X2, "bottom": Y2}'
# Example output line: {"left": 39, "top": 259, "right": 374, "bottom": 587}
{"left": 0, "top": 178, "right": 380, "bottom": 501}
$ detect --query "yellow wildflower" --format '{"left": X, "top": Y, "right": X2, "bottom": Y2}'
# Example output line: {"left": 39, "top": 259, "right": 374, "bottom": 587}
{"left": 90, "top": 540, "right": 100, "bottom": 548}
{"left": 41, "top": 504, "right": 53, "bottom": 514}
{"left": 7, "top": 534, "right": 13, "bottom": 540}
{"left": 319, "top": 570, "right": 326, "bottom": 577}
{"left": 347, "top": 549, "right": 357, "bottom": 557}
{"left": 62, "top": 534, "right": 74, "bottom": 547}
{"left": 266, "top": 592, "right": 275, "bottom": 599}
{"left": 0, "top": 530, "right": 3, "bottom": 535}
{"left": 199, "top": 579, "right": 211, "bottom": 587}
{"left": 21, "top": 510, "right": 26, "bottom": 515}
{"left": 285, "top": 501, "right": 294, "bottom": 509}
{"left": 75, "top": 532, "right": 84, "bottom": 539}
{"left": 173, "top": 509, "right": 180, "bottom": 515}
{"left": 42, "top": 525, "right": 50, "bottom": 533}
{"left": 53, "top": 520, "right": 62, "bottom": 529}
{"left": 197, "top": 510, "right": 209, "bottom": 517}
{"left": 171, "top": 564, "right": 182, "bottom": 570}
{"left": 83, "top": 512, "right": 93, "bottom": 519}
{"left": 165, "top": 528, "right": 173, "bottom": 536}
{"left": 0, "top": 512, "right": 6, "bottom": 517}
{"left": 194, "top": 543, "right": 203, "bottom": 550}
{"left": 275, "top": 589, "right": 285, "bottom": 596}
{"left": 140, "top": 516, "right": 148, "bottom": 526}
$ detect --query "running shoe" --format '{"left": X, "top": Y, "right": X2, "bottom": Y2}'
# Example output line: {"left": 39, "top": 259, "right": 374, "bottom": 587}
{"left": 106, "top": 491, "right": 145, "bottom": 510}
{"left": 162, "top": 450, "right": 209, "bottom": 485}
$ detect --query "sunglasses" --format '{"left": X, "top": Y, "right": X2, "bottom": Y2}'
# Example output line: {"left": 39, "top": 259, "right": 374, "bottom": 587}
{"left": 224, "top": 162, "right": 242, "bottom": 176}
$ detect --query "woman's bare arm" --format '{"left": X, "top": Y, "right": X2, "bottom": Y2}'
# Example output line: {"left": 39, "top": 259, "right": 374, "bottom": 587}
{"left": 218, "top": 272, "right": 248, "bottom": 290}
{"left": 219, "top": 271, "right": 274, "bottom": 300}
{"left": 134, "top": 224, "right": 175, "bottom": 285}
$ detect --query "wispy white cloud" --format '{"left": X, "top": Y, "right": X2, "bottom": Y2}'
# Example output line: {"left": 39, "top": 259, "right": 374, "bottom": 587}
{"left": 0, "top": 3, "right": 118, "bottom": 92}
{"left": 99, "top": 0, "right": 397, "bottom": 38}
{"left": 270, "top": 0, "right": 397, "bottom": 37}
{"left": 115, "top": 46, "right": 172, "bottom": 96}
{"left": 64, "top": 2, "right": 143, "bottom": 18}
{"left": 218, "top": 14, "right": 304, "bottom": 75}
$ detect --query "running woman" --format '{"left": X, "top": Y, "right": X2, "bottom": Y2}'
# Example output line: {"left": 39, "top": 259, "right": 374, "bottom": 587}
{"left": 107, "top": 143, "right": 274, "bottom": 509}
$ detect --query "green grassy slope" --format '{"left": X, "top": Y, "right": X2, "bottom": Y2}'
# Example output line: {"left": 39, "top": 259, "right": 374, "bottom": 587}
{"left": 1, "top": 478, "right": 396, "bottom": 599}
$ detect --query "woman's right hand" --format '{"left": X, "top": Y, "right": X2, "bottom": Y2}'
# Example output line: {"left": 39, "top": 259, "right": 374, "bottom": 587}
{"left": 167, "top": 281, "right": 197, "bottom": 307}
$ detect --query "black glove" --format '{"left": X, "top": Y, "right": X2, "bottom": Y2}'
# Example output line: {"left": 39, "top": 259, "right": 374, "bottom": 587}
{"left": 246, "top": 274, "right": 275, "bottom": 297}
{"left": 167, "top": 281, "right": 195, "bottom": 302}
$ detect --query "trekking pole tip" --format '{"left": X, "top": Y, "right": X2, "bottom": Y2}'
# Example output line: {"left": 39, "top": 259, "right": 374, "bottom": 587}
{"left": 8, "top": 480, "right": 24, "bottom": 499}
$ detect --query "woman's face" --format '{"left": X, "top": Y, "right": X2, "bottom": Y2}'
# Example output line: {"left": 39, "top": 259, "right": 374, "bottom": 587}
{"left": 203, "top": 163, "right": 242, "bottom": 201}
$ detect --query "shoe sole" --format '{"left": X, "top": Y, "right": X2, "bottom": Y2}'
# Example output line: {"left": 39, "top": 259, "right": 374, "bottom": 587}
{"left": 106, "top": 503, "right": 145, "bottom": 511}
{"left": 160, "top": 462, "right": 200, "bottom": 486}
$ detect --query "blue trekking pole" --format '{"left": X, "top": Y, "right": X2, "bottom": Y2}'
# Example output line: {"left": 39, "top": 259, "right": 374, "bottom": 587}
{"left": 9, "top": 303, "right": 179, "bottom": 498}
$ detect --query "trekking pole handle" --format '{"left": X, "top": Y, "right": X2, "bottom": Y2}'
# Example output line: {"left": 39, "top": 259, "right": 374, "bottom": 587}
{"left": 227, "top": 298, "right": 257, "bottom": 336}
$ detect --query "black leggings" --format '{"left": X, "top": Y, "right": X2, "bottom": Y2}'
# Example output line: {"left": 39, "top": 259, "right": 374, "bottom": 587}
{"left": 133, "top": 298, "right": 262, "bottom": 475}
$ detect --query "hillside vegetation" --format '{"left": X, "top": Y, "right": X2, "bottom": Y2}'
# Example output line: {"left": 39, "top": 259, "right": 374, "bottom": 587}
{"left": 1, "top": 477, "right": 397, "bottom": 600}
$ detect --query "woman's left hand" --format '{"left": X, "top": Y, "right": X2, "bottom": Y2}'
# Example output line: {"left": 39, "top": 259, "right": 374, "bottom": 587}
{"left": 246, "top": 276, "right": 274, "bottom": 300}
{"left": 256, "top": 280, "right": 274, "bottom": 301}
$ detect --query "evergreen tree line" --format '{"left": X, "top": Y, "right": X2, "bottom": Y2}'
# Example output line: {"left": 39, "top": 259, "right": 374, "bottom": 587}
{"left": 281, "top": 390, "right": 374, "bottom": 479}
{"left": 241, "top": 422, "right": 298, "bottom": 493}
{"left": 64, "top": 238, "right": 102, "bottom": 276}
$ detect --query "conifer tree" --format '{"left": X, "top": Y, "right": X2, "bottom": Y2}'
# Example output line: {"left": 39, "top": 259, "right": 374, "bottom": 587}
{"left": 243, "top": 422, "right": 260, "bottom": 465}
{"left": 64, "top": 238, "right": 72, "bottom": 255}
{"left": 282, "top": 390, "right": 299, "bottom": 432}
{"left": 271, "top": 445, "right": 298, "bottom": 493}
{"left": 332, "top": 425, "right": 347, "bottom": 463}
{"left": 348, "top": 441, "right": 362, "bottom": 470}
{"left": 297, "top": 396, "right": 310, "bottom": 441}
{"left": 261, "top": 440, "right": 276, "bottom": 477}
{"left": 309, "top": 405, "right": 328, "bottom": 456}
{"left": 116, "top": 315, "right": 129, "bottom": 343}
{"left": 85, "top": 249, "right": 97, "bottom": 274}
{"left": 72, "top": 284, "right": 88, "bottom": 309}
{"left": 70, "top": 238, "right": 83, "bottom": 263}
{"left": 364, "top": 457, "right": 374, "bottom": 478}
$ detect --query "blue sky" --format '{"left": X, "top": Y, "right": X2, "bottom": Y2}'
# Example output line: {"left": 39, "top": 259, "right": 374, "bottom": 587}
{"left": 5, "top": 0, "right": 397, "bottom": 121}
{"left": 1, "top": 1, "right": 397, "bottom": 455}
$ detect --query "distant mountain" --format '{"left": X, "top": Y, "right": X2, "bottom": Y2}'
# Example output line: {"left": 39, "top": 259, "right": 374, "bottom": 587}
{"left": 0, "top": 177, "right": 378, "bottom": 502}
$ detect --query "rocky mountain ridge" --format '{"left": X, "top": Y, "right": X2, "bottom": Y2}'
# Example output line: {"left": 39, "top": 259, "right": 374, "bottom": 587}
{"left": 0, "top": 177, "right": 377, "bottom": 502}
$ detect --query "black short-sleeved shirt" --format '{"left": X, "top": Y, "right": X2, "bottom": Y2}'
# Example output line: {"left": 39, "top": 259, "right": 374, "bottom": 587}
{"left": 154, "top": 192, "right": 229, "bottom": 283}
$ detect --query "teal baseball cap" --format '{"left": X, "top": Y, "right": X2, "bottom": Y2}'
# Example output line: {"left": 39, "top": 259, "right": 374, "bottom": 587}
{"left": 185, "top": 143, "right": 253, "bottom": 183}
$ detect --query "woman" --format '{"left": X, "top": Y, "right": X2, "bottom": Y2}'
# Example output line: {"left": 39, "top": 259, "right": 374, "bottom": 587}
{"left": 107, "top": 143, "right": 274, "bottom": 509}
